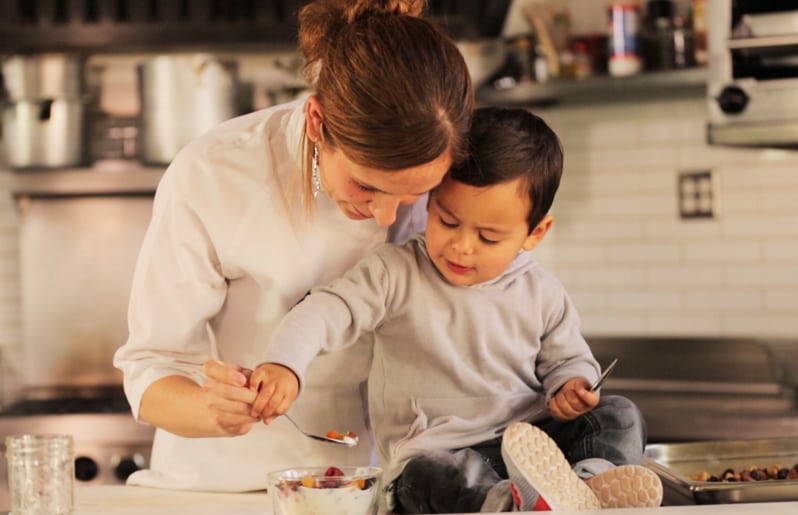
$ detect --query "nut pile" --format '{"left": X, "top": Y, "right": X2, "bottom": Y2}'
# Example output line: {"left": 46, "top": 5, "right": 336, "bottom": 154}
{"left": 691, "top": 463, "right": 798, "bottom": 482}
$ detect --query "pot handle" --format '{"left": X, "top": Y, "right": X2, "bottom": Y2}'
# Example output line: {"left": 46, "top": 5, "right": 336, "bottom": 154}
{"left": 38, "top": 99, "right": 53, "bottom": 121}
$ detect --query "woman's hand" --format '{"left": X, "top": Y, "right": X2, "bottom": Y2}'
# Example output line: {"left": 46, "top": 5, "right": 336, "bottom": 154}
{"left": 547, "top": 377, "right": 599, "bottom": 422}
{"left": 201, "top": 360, "right": 260, "bottom": 435}
{"left": 138, "top": 361, "right": 260, "bottom": 438}
{"left": 249, "top": 363, "right": 300, "bottom": 424}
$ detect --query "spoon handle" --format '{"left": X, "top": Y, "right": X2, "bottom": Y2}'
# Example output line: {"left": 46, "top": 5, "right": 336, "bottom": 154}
{"left": 590, "top": 358, "right": 619, "bottom": 392}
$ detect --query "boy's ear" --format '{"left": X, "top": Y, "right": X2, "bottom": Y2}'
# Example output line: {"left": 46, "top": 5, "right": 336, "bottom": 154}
{"left": 522, "top": 215, "right": 554, "bottom": 251}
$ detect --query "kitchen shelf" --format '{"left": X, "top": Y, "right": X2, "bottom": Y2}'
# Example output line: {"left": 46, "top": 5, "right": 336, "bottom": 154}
{"left": 476, "top": 67, "right": 709, "bottom": 108}
{"left": 4, "top": 160, "right": 165, "bottom": 197}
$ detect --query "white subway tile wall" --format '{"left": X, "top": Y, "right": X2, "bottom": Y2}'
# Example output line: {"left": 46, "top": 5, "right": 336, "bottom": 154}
{"left": 537, "top": 95, "right": 798, "bottom": 338}
{"left": 1, "top": 92, "right": 797, "bottom": 394}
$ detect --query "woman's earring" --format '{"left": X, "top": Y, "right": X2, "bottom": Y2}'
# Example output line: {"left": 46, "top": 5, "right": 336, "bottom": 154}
{"left": 311, "top": 143, "right": 321, "bottom": 198}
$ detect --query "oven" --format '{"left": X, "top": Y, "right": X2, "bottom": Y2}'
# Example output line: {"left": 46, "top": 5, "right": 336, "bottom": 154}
{"left": 0, "top": 165, "right": 162, "bottom": 511}
{"left": 707, "top": 0, "right": 798, "bottom": 148}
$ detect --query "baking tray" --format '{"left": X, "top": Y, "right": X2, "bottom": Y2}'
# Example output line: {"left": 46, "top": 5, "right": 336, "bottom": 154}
{"left": 644, "top": 438, "right": 798, "bottom": 504}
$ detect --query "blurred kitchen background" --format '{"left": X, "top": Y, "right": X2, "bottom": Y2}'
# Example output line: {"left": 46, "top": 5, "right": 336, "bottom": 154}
{"left": 1, "top": 0, "right": 798, "bottom": 504}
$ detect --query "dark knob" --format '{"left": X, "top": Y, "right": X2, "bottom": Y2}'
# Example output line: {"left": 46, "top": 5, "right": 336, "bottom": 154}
{"left": 114, "top": 457, "right": 141, "bottom": 481}
{"left": 74, "top": 456, "right": 99, "bottom": 482}
{"left": 716, "top": 85, "right": 749, "bottom": 114}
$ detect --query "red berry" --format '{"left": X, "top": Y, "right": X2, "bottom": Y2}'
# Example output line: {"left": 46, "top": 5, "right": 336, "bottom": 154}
{"left": 324, "top": 466, "right": 344, "bottom": 477}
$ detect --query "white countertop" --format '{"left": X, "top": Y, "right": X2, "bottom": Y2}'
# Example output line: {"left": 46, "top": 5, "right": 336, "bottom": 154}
{"left": 72, "top": 485, "right": 798, "bottom": 515}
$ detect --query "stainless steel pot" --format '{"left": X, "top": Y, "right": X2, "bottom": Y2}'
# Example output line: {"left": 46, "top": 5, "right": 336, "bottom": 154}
{"left": 1, "top": 53, "right": 89, "bottom": 168}
{"left": 138, "top": 54, "right": 238, "bottom": 164}
{"left": 2, "top": 98, "right": 87, "bottom": 168}
{"left": 1, "top": 53, "right": 85, "bottom": 101}
{"left": 457, "top": 39, "right": 507, "bottom": 88}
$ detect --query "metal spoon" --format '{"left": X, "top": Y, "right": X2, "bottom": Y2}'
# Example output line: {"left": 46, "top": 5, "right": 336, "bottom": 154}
{"left": 283, "top": 415, "right": 359, "bottom": 447}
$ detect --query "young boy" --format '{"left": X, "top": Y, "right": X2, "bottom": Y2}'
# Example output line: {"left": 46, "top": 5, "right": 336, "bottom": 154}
{"left": 250, "top": 107, "right": 662, "bottom": 512}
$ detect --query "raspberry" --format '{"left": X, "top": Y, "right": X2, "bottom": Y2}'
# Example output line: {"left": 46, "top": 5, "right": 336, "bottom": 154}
{"left": 325, "top": 466, "right": 344, "bottom": 477}
{"left": 321, "top": 466, "right": 345, "bottom": 486}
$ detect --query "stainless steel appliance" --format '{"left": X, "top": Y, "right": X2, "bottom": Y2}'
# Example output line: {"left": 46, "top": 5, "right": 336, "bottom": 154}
{"left": 0, "top": 165, "right": 163, "bottom": 511}
{"left": 707, "top": 1, "right": 798, "bottom": 148}
{"left": 588, "top": 336, "right": 798, "bottom": 443}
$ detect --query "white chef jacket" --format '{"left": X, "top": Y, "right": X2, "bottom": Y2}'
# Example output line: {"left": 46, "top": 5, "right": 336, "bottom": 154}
{"left": 113, "top": 98, "right": 426, "bottom": 492}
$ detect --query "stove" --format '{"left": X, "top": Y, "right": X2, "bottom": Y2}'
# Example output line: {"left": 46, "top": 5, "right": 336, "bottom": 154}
{"left": 0, "top": 386, "right": 155, "bottom": 511}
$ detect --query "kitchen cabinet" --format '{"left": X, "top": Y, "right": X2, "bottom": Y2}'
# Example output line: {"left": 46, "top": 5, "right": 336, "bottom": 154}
{"left": 0, "top": 0, "right": 506, "bottom": 53}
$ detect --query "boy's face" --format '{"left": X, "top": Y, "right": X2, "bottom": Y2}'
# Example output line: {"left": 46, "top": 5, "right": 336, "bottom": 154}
{"left": 425, "top": 175, "right": 552, "bottom": 286}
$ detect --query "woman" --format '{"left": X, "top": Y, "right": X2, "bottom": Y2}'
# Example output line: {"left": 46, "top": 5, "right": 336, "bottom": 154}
{"left": 113, "top": 0, "right": 473, "bottom": 492}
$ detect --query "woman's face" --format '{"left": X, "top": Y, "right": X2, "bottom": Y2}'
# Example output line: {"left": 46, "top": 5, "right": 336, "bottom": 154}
{"left": 318, "top": 145, "right": 450, "bottom": 226}
{"left": 306, "top": 95, "right": 449, "bottom": 226}
{"left": 425, "top": 175, "right": 552, "bottom": 286}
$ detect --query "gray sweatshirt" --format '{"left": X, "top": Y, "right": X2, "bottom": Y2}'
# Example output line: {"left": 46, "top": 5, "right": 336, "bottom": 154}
{"left": 262, "top": 234, "right": 600, "bottom": 485}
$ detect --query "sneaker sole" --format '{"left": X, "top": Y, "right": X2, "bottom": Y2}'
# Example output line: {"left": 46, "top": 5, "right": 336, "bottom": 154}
{"left": 501, "top": 422, "right": 602, "bottom": 511}
{"left": 586, "top": 464, "right": 663, "bottom": 508}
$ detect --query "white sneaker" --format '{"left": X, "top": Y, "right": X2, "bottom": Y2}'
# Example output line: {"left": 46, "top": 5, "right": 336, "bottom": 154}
{"left": 585, "top": 464, "right": 663, "bottom": 508}
{"left": 501, "top": 422, "right": 602, "bottom": 511}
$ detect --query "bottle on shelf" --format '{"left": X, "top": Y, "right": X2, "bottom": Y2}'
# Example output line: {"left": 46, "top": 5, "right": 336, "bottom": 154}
{"left": 691, "top": 0, "right": 708, "bottom": 66}
{"left": 607, "top": 2, "right": 643, "bottom": 77}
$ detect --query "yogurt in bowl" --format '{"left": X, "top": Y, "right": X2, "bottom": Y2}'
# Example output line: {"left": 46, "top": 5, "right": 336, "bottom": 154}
{"left": 268, "top": 466, "right": 382, "bottom": 515}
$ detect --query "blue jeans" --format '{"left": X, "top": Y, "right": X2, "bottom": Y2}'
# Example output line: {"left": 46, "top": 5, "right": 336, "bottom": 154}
{"left": 391, "top": 395, "right": 647, "bottom": 514}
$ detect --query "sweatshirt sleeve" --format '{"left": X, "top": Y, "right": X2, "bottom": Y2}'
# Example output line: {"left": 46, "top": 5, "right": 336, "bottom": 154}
{"left": 261, "top": 247, "right": 395, "bottom": 389}
{"left": 534, "top": 278, "right": 601, "bottom": 399}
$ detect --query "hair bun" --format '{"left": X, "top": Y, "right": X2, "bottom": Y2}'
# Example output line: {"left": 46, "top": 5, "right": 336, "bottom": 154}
{"left": 343, "top": 0, "right": 425, "bottom": 22}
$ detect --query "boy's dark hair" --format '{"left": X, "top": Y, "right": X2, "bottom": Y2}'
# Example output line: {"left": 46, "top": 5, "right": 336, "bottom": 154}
{"left": 449, "top": 106, "right": 564, "bottom": 233}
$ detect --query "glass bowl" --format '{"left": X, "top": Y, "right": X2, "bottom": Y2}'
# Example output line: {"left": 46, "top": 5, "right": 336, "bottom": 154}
{"left": 268, "top": 466, "right": 382, "bottom": 515}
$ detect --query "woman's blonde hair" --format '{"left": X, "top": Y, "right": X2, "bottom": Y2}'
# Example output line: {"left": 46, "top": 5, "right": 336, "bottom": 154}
{"left": 295, "top": 0, "right": 474, "bottom": 209}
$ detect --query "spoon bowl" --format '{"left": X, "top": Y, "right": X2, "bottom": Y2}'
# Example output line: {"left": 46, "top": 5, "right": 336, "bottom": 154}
{"left": 283, "top": 415, "right": 359, "bottom": 447}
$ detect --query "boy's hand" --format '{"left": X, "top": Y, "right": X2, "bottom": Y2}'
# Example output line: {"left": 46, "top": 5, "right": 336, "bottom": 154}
{"left": 249, "top": 363, "right": 299, "bottom": 424}
{"left": 548, "top": 377, "right": 599, "bottom": 421}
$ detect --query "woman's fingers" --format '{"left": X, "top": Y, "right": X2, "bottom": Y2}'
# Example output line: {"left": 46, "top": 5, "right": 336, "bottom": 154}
{"left": 212, "top": 410, "right": 259, "bottom": 435}
{"left": 200, "top": 377, "right": 260, "bottom": 435}
{"left": 203, "top": 376, "right": 257, "bottom": 405}
{"left": 201, "top": 361, "right": 261, "bottom": 436}
{"left": 203, "top": 359, "right": 249, "bottom": 387}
